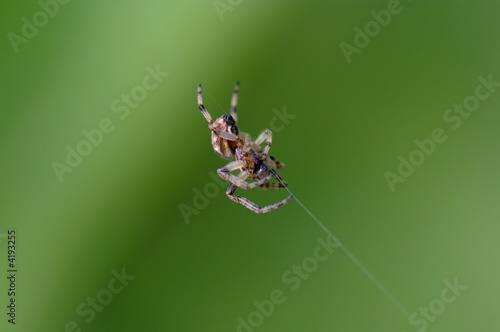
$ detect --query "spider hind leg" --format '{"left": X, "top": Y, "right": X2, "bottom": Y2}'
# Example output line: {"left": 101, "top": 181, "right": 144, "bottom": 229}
{"left": 226, "top": 183, "right": 293, "bottom": 214}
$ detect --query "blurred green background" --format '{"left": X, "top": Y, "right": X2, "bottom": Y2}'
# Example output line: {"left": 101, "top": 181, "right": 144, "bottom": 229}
{"left": 1, "top": 1, "right": 499, "bottom": 331}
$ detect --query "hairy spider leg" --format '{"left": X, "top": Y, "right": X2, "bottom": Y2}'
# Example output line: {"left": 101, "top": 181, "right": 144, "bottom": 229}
{"left": 254, "top": 129, "right": 273, "bottom": 156}
{"left": 267, "top": 155, "right": 285, "bottom": 170}
{"left": 230, "top": 81, "right": 240, "bottom": 122}
{"left": 197, "top": 84, "right": 213, "bottom": 126}
{"left": 259, "top": 171, "right": 288, "bottom": 189}
{"left": 226, "top": 183, "right": 293, "bottom": 214}
{"left": 215, "top": 130, "right": 239, "bottom": 141}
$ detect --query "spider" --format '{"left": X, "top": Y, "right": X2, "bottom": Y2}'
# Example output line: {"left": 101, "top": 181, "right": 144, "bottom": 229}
{"left": 197, "top": 82, "right": 293, "bottom": 213}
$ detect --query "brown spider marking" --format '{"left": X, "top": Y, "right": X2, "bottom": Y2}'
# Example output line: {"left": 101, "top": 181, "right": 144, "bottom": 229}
{"left": 197, "top": 82, "right": 293, "bottom": 214}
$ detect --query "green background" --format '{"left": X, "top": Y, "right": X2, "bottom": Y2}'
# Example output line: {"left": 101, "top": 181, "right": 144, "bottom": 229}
{"left": 1, "top": 1, "right": 499, "bottom": 331}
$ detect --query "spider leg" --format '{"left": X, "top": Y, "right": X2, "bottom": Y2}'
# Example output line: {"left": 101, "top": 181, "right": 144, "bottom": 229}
{"left": 239, "top": 133, "right": 252, "bottom": 152}
{"left": 226, "top": 183, "right": 293, "bottom": 214}
{"left": 215, "top": 129, "right": 239, "bottom": 141}
{"left": 218, "top": 161, "right": 274, "bottom": 189}
{"left": 259, "top": 181, "right": 287, "bottom": 189}
{"left": 254, "top": 129, "right": 272, "bottom": 156}
{"left": 259, "top": 179, "right": 287, "bottom": 189}
{"left": 266, "top": 155, "right": 285, "bottom": 170}
{"left": 259, "top": 169, "right": 288, "bottom": 189}
{"left": 238, "top": 132, "right": 250, "bottom": 141}
{"left": 197, "top": 84, "right": 213, "bottom": 126}
{"left": 230, "top": 81, "right": 240, "bottom": 122}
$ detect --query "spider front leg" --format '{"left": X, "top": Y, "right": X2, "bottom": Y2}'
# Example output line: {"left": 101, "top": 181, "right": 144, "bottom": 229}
{"left": 197, "top": 84, "right": 213, "bottom": 126}
{"left": 254, "top": 129, "right": 272, "bottom": 156}
{"left": 217, "top": 160, "right": 274, "bottom": 189}
{"left": 226, "top": 183, "right": 293, "bottom": 214}
{"left": 230, "top": 81, "right": 239, "bottom": 122}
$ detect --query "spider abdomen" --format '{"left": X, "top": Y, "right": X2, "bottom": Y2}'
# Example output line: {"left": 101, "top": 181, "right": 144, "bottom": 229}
{"left": 212, "top": 132, "right": 235, "bottom": 159}
{"left": 211, "top": 114, "right": 239, "bottom": 159}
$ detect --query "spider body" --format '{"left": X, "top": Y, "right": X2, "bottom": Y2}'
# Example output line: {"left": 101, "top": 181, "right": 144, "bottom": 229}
{"left": 197, "top": 82, "right": 293, "bottom": 213}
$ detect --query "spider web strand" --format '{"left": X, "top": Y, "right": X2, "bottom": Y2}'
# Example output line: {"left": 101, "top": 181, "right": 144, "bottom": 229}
{"left": 274, "top": 173, "right": 410, "bottom": 318}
